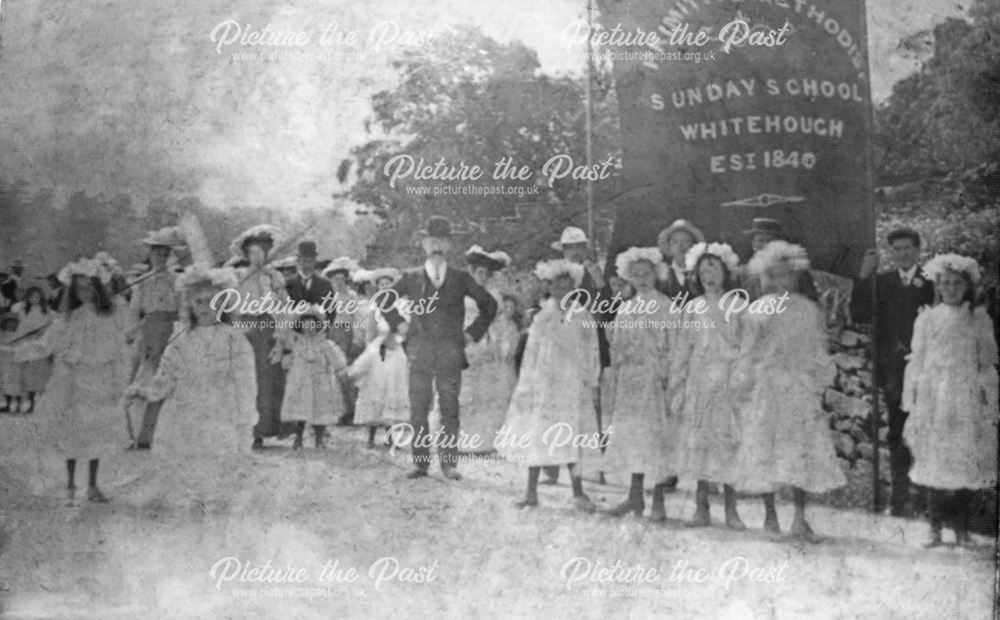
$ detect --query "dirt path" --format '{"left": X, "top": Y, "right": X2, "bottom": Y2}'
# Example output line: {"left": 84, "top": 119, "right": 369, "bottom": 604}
{"left": 0, "top": 427, "right": 994, "bottom": 619}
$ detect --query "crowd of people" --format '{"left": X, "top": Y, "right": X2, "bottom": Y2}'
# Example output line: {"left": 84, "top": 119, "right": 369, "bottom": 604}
{"left": 0, "top": 214, "right": 996, "bottom": 547}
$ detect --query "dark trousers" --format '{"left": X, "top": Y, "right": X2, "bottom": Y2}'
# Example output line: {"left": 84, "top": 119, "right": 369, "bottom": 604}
{"left": 882, "top": 368, "right": 912, "bottom": 514}
{"left": 246, "top": 318, "right": 286, "bottom": 438}
{"left": 408, "top": 344, "right": 463, "bottom": 470}
{"left": 135, "top": 312, "right": 177, "bottom": 446}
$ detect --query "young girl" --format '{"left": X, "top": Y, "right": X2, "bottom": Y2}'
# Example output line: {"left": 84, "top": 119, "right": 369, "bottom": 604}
{"left": 40, "top": 257, "right": 133, "bottom": 504}
{"left": 12, "top": 286, "right": 55, "bottom": 412}
{"left": 602, "top": 247, "right": 677, "bottom": 520}
{"left": 902, "top": 254, "right": 997, "bottom": 548}
{"left": 500, "top": 259, "right": 600, "bottom": 512}
{"left": 0, "top": 314, "right": 22, "bottom": 413}
{"left": 668, "top": 242, "right": 746, "bottom": 530}
{"left": 728, "top": 241, "right": 846, "bottom": 541}
{"left": 124, "top": 265, "right": 259, "bottom": 504}
{"left": 281, "top": 304, "right": 348, "bottom": 449}
{"left": 350, "top": 268, "right": 410, "bottom": 449}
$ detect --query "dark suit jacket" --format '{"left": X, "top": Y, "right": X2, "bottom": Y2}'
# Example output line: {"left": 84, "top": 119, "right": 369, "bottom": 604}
{"left": 285, "top": 273, "right": 335, "bottom": 315}
{"left": 656, "top": 264, "right": 695, "bottom": 301}
{"left": 383, "top": 265, "right": 497, "bottom": 362}
{"left": 851, "top": 270, "right": 935, "bottom": 392}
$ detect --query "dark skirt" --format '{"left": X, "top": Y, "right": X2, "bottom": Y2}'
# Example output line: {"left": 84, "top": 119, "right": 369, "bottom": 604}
{"left": 244, "top": 315, "right": 286, "bottom": 437}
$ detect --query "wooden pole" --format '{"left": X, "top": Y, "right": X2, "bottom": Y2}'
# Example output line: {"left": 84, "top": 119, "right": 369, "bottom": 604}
{"left": 584, "top": 0, "right": 595, "bottom": 244}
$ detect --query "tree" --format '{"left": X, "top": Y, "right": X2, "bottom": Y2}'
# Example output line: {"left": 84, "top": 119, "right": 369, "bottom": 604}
{"left": 339, "top": 26, "right": 621, "bottom": 267}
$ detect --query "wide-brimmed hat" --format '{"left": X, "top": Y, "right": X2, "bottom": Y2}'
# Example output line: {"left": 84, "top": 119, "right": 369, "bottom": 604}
{"left": 465, "top": 245, "right": 511, "bottom": 272}
{"left": 660, "top": 219, "right": 705, "bottom": 244}
{"left": 747, "top": 241, "right": 810, "bottom": 276}
{"left": 417, "top": 216, "right": 452, "bottom": 239}
{"left": 368, "top": 267, "right": 402, "bottom": 285}
{"left": 615, "top": 247, "right": 669, "bottom": 281}
{"left": 229, "top": 224, "right": 282, "bottom": 258}
{"left": 551, "top": 226, "right": 589, "bottom": 251}
{"left": 296, "top": 241, "right": 318, "bottom": 258}
{"left": 322, "top": 256, "right": 360, "bottom": 279}
{"left": 270, "top": 255, "right": 298, "bottom": 271}
{"left": 534, "top": 259, "right": 585, "bottom": 286}
{"left": 141, "top": 227, "right": 186, "bottom": 248}
{"left": 742, "top": 218, "right": 784, "bottom": 238}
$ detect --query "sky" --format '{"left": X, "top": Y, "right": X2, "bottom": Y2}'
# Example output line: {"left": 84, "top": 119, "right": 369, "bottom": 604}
{"left": 0, "top": 0, "right": 967, "bottom": 212}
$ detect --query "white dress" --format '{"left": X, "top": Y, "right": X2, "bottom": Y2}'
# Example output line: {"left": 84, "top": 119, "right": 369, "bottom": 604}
{"left": 456, "top": 292, "right": 518, "bottom": 451}
{"left": 350, "top": 307, "right": 409, "bottom": 428}
{"left": 280, "top": 333, "right": 348, "bottom": 426}
{"left": 728, "top": 294, "right": 846, "bottom": 494}
{"left": 902, "top": 303, "right": 998, "bottom": 490}
{"left": 130, "top": 323, "right": 258, "bottom": 461}
{"left": 601, "top": 288, "right": 677, "bottom": 483}
{"left": 668, "top": 295, "right": 741, "bottom": 484}
{"left": 499, "top": 299, "right": 600, "bottom": 466}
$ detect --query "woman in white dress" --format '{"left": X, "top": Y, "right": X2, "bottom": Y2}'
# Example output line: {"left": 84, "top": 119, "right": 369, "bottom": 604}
{"left": 902, "top": 254, "right": 997, "bottom": 547}
{"left": 602, "top": 247, "right": 677, "bottom": 521}
{"left": 728, "top": 242, "right": 846, "bottom": 542}
{"left": 124, "top": 265, "right": 258, "bottom": 501}
{"left": 500, "top": 259, "right": 600, "bottom": 512}
{"left": 455, "top": 246, "right": 517, "bottom": 451}
{"left": 668, "top": 242, "right": 746, "bottom": 530}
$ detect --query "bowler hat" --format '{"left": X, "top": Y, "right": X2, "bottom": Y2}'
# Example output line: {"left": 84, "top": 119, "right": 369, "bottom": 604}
{"left": 418, "top": 216, "right": 452, "bottom": 239}
{"left": 742, "top": 218, "right": 784, "bottom": 237}
{"left": 296, "top": 241, "right": 318, "bottom": 258}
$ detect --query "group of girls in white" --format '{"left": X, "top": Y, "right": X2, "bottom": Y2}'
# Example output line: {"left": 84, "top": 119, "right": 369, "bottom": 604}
{"left": 501, "top": 239, "right": 996, "bottom": 546}
{"left": 0, "top": 222, "right": 995, "bottom": 550}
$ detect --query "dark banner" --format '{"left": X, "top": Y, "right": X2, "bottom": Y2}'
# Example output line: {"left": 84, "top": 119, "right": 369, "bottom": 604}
{"left": 599, "top": 0, "right": 873, "bottom": 276}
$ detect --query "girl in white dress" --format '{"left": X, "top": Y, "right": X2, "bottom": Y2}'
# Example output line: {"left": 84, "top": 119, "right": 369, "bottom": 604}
{"left": 124, "top": 265, "right": 259, "bottom": 501}
{"left": 902, "top": 254, "right": 998, "bottom": 547}
{"left": 668, "top": 242, "right": 746, "bottom": 530}
{"left": 13, "top": 286, "right": 55, "bottom": 412}
{"left": 350, "top": 268, "right": 410, "bottom": 448}
{"left": 602, "top": 247, "right": 677, "bottom": 521}
{"left": 281, "top": 304, "right": 348, "bottom": 449}
{"left": 500, "top": 259, "right": 600, "bottom": 512}
{"left": 39, "top": 257, "right": 132, "bottom": 504}
{"left": 728, "top": 242, "right": 845, "bottom": 542}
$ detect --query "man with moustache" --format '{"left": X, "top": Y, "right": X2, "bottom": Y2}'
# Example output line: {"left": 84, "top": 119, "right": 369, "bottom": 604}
{"left": 851, "top": 227, "right": 935, "bottom": 516}
{"left": 655, "top": 219, "right": 704, "bottom": 301}
{"left": 382, "top": 216, "right": 497, "bottom": 481}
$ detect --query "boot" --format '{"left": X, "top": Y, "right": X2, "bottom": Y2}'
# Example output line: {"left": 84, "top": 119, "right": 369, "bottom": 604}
{"left": 923, "top": 521, "right": 944, "bottom": 548}
{"left": 763, "top": 493, "right": 780, "bottom": 535}
{"left": 687, "top": 481, "right": 711, "bottom": 527}
{"left": 87, "top": 487, "right": 110, "bottom": 503}
{"left": 724, "top": 485, "right": 746, "bottom": 531}
{"left": 606, "top": 474, "right": 645, "bottom": 517}
{"left": 313, "top": 425, "right": 326, "bottom": 449}
{"left": 649, "top": 483, "right": 668, "bottom": 522}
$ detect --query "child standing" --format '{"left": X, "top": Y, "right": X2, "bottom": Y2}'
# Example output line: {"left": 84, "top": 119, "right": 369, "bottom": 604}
{"left": 12, "top": 286, "right": 55, "bottom": 412}
{"left": 281, "top": 304, "right": 349, "bottom": 449}
{"left": 500, "top": 259, "right": 600, "bottom": 512}
{"left": 41, "top": 257, "right": 133, "bottom": 504}
{"left": 0, "top": 314, "right": 22, "bottom": 413}
{"left": 602, "top": 247, "right": 677, "bottom": 520}
{"left": 350, "top": 268, "right": 410, "bottom": 449}
{"left": 668, "top": 242, "right": 746, "bottom": 530}
{"left": 902, "top": 254, "right": 997, "bottom": 548}
{"left": 728, "top": 241, "right": 846, "bottom": 542}
{"left": 124, "top": 265, "right": 259, "bottom": 506}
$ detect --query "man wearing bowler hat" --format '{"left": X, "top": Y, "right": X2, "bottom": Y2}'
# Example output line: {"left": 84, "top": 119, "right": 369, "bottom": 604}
{"left": 740, "top": 218, "right": 786, "bottom": 300}
{"left": 285, "top": 241, "right": 334, "bottom": 313}
{"left": 382, "top": 216, "right": 497, "bottom": 480}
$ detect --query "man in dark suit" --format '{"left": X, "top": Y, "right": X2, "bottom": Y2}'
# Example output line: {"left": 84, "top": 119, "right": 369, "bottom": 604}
{"left": 655, "top": 220, "right": 704, "bottom": 301}
{"left": 382, "top": 216, "right": 497, "bottom": 481}
{"left": 284, "top": 241, "right": 334, "bottom": 311}
{"left": 851, "top": 227, "right": 935, "bottom": 516}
